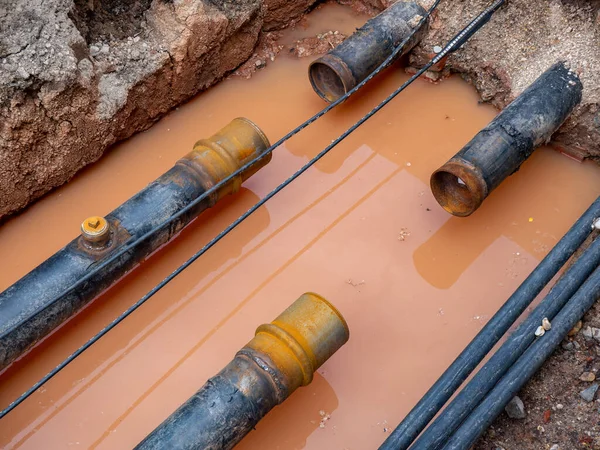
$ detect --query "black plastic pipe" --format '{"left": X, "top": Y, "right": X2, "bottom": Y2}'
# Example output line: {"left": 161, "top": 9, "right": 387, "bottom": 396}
{"left": 431, "top": 62, "right": 583, "bottom": 216}
{"left": 380, "top": 196, "right": 600, "bottom": 450}
{"left": 411, "top": 235, "right": 600, "bottom": 450}
{"left": 135, "top": 293, "right": 349, "bottom": 450}
{"left": 0, "top": 118, "right": 271, "bottom": 371}
{"left": 308, "top": 0, "right": 428, "bottom": 102}
{"left": 441, "top": 263, "right": 600, "bottom": 449}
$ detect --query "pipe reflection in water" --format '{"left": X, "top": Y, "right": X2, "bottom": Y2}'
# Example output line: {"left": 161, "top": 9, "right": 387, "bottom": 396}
{"left": 0, "top": 118, "right": 272, "bottom": 371}
{"left": 431, "top": 62, "right": 583, "bottom": 216}
{"left": 135, "top": 293, "right": 349, "bottom": 450}
{"left": 236, "top": 373, "right": 339, "bottom": 450}
{"left": 308, "top": 0, "right": 428, "bottom": 102}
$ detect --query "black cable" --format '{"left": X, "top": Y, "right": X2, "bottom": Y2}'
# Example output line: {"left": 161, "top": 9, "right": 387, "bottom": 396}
{"left": 0, "top": 0, "right": 457, "bottom": 419}
{"left": 442, "top": 264, "right": 600, "bottom": 450}
{"left": 9, "top": 0, "right": 441, "bottom": 336}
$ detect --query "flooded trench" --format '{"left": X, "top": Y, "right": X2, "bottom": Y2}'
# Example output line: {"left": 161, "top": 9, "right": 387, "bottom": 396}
{"left": 1, "top": 3, "right": 600, "bottom": 449}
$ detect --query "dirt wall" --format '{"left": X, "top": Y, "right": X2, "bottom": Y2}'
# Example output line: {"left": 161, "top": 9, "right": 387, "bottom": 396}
{"left": 2, "top": 0, "right": 599, "bottom": 218}
{"left": 0, "top": 0, "right": 317, "bottom": 219}
{"left": 353, "top": 0, "right": 600, "bottom": 163}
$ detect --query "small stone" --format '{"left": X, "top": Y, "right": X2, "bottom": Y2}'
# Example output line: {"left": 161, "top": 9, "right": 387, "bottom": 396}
{"left": 583, "top": 326, "right": 593, "bottom": 339}
{"left": 133, "top": 36, "right": 141, "bottom": 43}
{"left": 593, "top": 328, "right": 600, "bottom": 342}
{"left": 580, "top": 383, "right": 599, "bottom": 402}
{"left": 101, "top": 44, "right": 109, "bottom": 54}
{"left": 569, "top": 320, "right": 583, "bottom": 336}
{"left": 255, "top": 59, "right": 266, "bottom": 69}
{"left": 593, "top": 217, "right": 600, "bottom": 230}
{"left": 550, "top": 445, "right": 559, "bottom": 450}
{"left": 542, "top": 318, "right": 551, "bottom": 331}
{"left": 16, "top": 67, "right": 30, "bottom": 79}
{"left": 580, "top": 372, "right": 596, "bottom": 382}
{"left": 535, "top": 326, "right": 545, "bottom": 337}
{"left": 562, "top": 341, "right": 575, "bottom": 351}
{"left": 433, "top": 45, "right": 442, "bottom": 53}
{"left": 505, "top": 396, "right": 526, "bottom": 419}
{"left": 556, "top": 403, "right": 564, "bottom": 410}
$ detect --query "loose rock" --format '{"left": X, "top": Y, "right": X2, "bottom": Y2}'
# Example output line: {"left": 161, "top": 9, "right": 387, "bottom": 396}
{"left": 580, "top": 372, "right": 596, "bottom": 382}
{"left": 580, "top": 383, "right": 599, "bottom": 402}
{"left": 569, "top": 320, "right": 583, "bottom": 336}
{"left": 542, "top": 317, "right": 551, "bottom": 331}
{"left": 505, "top": 396, "right": 526, "bottom": 419}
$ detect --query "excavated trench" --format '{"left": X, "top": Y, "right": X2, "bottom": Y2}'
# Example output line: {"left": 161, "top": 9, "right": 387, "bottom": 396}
{"left": 1, "top": 1, "right": 600, "bottom": 449}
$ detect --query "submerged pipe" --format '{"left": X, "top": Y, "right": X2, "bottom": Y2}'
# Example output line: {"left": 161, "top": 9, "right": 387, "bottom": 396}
{"left": 431, "top": 61, "right": 582, "bottom": 217}
{"left": 380, "top": 196, "right": 600, "bottom": 450}
{"left": 135, "top": 293, "right": 349, "bottom": 450}
{"left": 411, "top": 235, "right": 600, "bottom": 450}
{"left": 0, "top": 118, "right": 271, "bottom": 370}
{"left": 442, "top": 264, "right": 600, "bottom": 449}
{"left": 308, "top": 0, "right": 428, "bottom": 102}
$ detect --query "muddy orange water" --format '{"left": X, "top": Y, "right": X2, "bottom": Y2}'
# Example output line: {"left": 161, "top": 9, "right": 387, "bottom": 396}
{"left": 1, "top": 4, "right": 600, "bottom": 449}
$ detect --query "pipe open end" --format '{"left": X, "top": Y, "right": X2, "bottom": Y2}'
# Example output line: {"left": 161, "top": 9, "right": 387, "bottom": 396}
{"left": 430, "top": 160, "right": 488, "bottom": 217}
{"left": 308, "top": 55, "right": 355, "bottom": 103}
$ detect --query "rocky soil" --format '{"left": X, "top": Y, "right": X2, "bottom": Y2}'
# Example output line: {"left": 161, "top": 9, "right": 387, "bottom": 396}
{"left": 2, "top": 0, "right": 599, "bottom": 218}
{"left": 0, "top": 0, "right": 318, "bottom": 219}
{"left": 347, "top": 0, "right": 600, "bottom": 163}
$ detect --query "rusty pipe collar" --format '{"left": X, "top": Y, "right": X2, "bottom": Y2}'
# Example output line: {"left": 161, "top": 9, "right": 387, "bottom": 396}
{"left": 309, "top": 55, "right": 355, "bottom": 103}
{"left": 308, "top": 0, "right": 428, "bottom": 102}
{"left": 180, "top": 117, "right": 272, "bottom": 205}
{"left": 430, "top": 158, "right": 488, "bottom": 217}
{"left": 135, "top": 293, "right": 349, "bottom": 450}
{"left": 246, "top": 292, "right": 349, "bottom": 394}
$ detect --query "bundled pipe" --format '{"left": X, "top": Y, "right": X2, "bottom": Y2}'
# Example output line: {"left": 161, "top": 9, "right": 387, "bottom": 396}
{"left": 308, "top": 0, "right": 429, "bottom": 102}
{"left": 380, "top": 196, "right": 600, "bottom": 450}
{"left": 0, "top": 118, "right": 271, "bottom": 371}
{"left": 135, "top": 293, "right": 349, "bottom": 450}
{"left": 442, "top": 263, "right": 600, "bottom": 449}
{"left": 431, "top": 62, "right": 582, "bottom": 217}
{"left": 410, "top": 235, "right": 600, "bottom": 450}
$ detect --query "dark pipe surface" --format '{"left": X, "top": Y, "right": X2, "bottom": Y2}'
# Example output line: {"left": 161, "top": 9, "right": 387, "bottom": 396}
{"left": 308, "top": 0, "right": 428, "bottom": 102}
{"left": 431, "top": 61, "right": 582, "bottom": 216}
{"left": 411, "top": 236, "right": 600, "bottom": 450}
{"left": 0, "top": 118, "right": 271, "bottom": 370}
{"left": 380, "top": 196, "right": 600, "bottom": 450}
{"left": 441, "top": 264, "right": 600, "bottom": 450}
{"left": 135, "top": 293, "right": 349, "bottom": 450}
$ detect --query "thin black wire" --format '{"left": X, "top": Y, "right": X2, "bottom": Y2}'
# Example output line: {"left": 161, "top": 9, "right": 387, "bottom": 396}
{"left": 5, "top": 1, "right": 440, "bottom": 338}
{"left": 0, "top": 2, "right": 455, "bottom": 419}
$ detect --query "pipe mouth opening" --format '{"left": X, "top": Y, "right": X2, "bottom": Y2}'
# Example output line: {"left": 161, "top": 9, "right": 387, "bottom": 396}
{"left": 309, "top": 61, "right": 348, "bottom": 103}
{"left": 431, "top": 169, "right": 482, "bottom": 217}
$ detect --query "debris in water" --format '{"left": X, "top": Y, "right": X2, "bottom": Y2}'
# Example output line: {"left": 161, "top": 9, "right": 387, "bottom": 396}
{"left": 346, "top": 279, "right": 365, "bottom": 287}
{"left": 398, "top": 228, "right": 411, "bottom": 241}
{"left": 319, "top": 410, "right": 331, "bottom": 428}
